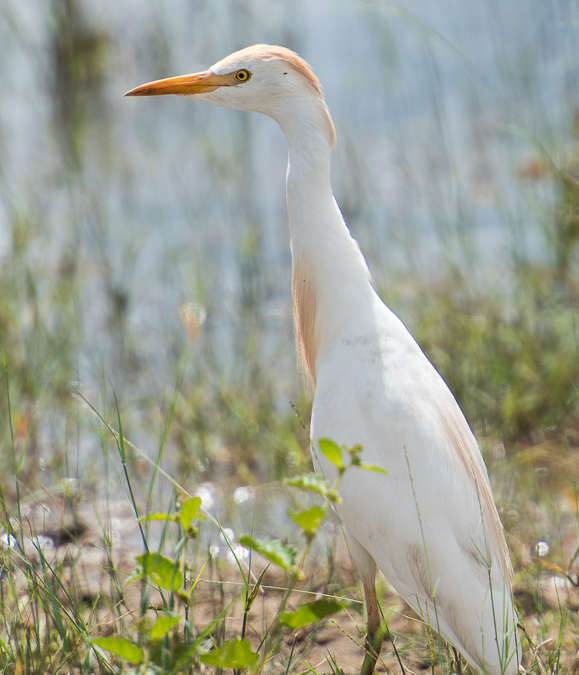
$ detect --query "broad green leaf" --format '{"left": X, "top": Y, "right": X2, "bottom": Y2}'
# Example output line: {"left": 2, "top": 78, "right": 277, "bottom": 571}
{"left": 135, "top": 552, "right": 183, "bottom": 591}
{"left": 318, "top": 438, "right": 344, "bottom": 469}
{"left": 280, "top": 598, "right": 351, "bottom": 630}
{"left": 93, "top": 637, "right": 143, "bottom": 664}
{"left": 285, "top": 472, "right": 332, "bottom": 497}
{"left": 151, "top": 615, "right": 181, "bottom": 640}
{"left": 177, "top": 496, "right": 205, "bottom": 530}
{"left": 239, "top": 535, "right": 297, "bottom": 571}
{"left": 200, "top": 637, "right": 258, "bottom": 668}
{"left": 289, "top": 504, "right": 326, "bottom": 535}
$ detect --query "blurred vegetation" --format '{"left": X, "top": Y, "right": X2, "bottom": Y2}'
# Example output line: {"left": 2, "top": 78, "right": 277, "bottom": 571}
{"left": 0, "top": 0, "right": 577, "bottom": 672}
{"left": 49, "top": 0, "right": 109, "bottom": 167}
{"left": 380, "top": 146, "right": 579, "bottom": 442}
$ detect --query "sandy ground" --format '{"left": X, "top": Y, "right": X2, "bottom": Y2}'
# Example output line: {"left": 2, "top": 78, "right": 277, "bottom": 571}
{"left": 4, "top": 492, "right": 579, "bottom": 674}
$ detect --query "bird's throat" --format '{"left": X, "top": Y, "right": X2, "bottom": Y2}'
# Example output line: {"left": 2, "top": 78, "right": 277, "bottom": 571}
{"left": 285, "top": 125, "right": 373, "bottom": 385}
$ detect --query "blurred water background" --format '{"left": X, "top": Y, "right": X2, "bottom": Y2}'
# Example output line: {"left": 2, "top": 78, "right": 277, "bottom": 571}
{"left": 0, "top": 0, "right": 577, "bottom": 542}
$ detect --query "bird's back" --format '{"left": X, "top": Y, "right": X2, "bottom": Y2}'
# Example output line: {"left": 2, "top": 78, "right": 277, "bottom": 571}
{"left": 311, "top": 297, "right": 519, "bottom": 675}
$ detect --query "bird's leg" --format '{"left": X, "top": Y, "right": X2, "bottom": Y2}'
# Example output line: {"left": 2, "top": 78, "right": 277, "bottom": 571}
{"left": 360, "top": 581, "right": 383, "bottom": 675}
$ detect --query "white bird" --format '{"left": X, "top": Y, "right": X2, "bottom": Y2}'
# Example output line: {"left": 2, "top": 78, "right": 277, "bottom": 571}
{"left": 126, "top": 45, "right": 520, "bottom": 675}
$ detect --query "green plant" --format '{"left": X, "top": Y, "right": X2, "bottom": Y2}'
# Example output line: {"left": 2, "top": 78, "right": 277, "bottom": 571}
{"left": 89, "top": 438, "right": 388, "bottom": 674}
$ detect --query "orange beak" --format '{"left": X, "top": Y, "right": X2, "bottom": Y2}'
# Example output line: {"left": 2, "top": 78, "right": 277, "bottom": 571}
{"left": 124, "top": 71, "right": 232, "bottom": 97}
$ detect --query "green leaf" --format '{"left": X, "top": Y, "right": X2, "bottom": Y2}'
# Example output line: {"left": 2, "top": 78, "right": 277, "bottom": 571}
{"left": 289, "top": 504, "right": 326, "bottom": 535}
{"left": 239, "top": 535, "right": 297, "bottom": 571}
{"left": 138, "top": 512, "right": 174, "bottom": 522}
{"left": 135, "top": 552, "right": 183, "bottom": 591}
{"left": 150, "top": 615, "right": 181, "bottom": 640}
{"left": 177, "top": 496, "right": 204, "bottom": 529}
{"left": 318, "top": 438, "right": 344, "bottom": 469}
{"left": 280, "top": 599, "right": 351, "bottom": 630}
{"left": 93, "top": 637, "right": 143, "bottom": 664}
{"left": 285, "top": 472, "right": 332, "bottom": 497}
{"left": 200, "top": 637, "right": 258, "bottom": 668}
{"left": 359, "top": 463, "right": 388, "bottom": 474}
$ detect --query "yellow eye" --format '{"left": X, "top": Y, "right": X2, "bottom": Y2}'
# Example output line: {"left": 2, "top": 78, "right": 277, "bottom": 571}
{"left": 235, "top": 69, "right": 251, "bottom": 82}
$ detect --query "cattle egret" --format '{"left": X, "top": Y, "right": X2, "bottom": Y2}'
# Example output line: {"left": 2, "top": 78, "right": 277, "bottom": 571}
{"left": 126, "top": 45, "right": 520, "bottom": 675}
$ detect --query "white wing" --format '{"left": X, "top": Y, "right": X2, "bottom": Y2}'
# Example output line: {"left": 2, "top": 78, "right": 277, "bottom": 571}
{"left": 311, "top": 300, "right": 519, "bottom": 675}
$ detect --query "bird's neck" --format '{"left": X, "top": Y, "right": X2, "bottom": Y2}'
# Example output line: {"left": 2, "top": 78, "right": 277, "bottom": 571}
{"left": 282, "top": 120, "right": 375, "bottom": 384}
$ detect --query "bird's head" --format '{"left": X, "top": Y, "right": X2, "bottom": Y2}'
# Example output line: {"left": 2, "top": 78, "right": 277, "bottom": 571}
{"left": 125, "top": 44, "right": 335, "bottom": 145}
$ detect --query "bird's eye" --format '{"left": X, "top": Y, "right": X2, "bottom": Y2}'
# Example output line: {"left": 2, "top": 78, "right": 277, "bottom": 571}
{"left": 235, "top": 69, "right": 251, "bottom": 82}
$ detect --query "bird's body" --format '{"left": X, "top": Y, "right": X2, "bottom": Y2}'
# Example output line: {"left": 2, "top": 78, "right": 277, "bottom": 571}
{"left": 313, "top": 307, "right": 514, "bottom": 670}
{"left": 126, "top": 45, "right": 520, "bottom": 675}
